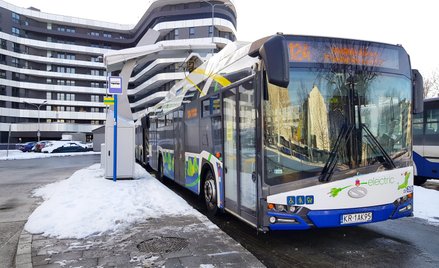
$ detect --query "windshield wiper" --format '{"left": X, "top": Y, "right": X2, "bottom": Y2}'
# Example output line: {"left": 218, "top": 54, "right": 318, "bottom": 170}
{"left": 319, "top": 124, "right": 354, "bottom": 182}
{"left": 361, "top": 123, "right": 396, "bottom": 169}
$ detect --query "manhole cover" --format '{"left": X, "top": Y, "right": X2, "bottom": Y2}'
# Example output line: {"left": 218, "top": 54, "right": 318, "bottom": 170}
{"left": 137, "top": 237, "right": 188, "bottom": 253}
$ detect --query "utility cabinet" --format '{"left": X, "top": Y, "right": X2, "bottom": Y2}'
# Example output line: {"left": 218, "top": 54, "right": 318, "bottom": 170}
{"left": 104, "top": 113, "right": 135, "bottom": 179}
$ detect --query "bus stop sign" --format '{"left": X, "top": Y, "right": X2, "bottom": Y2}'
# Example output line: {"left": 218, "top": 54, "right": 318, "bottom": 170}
{"left": 108, "top": 76, "right": 122, "bottom": 95}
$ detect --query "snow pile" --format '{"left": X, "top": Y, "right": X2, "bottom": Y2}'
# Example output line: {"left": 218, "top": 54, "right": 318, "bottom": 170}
{"left": 25, "top": 164, "right": 198, "bottom": 238}
{"left": 0, "top": 150, "right": 99, "bottom": 160}
{"left": 414, "top": 185, "right": 439, "bottom": 225}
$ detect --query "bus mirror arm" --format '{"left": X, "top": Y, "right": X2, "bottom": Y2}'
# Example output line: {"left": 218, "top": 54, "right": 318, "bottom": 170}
{"left": 412, "top": 69, "right": 424, "bottom": 114}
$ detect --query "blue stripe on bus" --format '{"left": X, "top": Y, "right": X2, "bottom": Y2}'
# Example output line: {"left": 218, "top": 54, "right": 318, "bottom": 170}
{"left": 414, "top": 151, "right": 439, "bottom": 179}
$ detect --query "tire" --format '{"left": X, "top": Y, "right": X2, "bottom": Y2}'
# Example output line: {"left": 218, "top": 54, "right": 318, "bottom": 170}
{"left": 157, "top": 155, "right": 164, "bottom": 182}
{"left": 203, "top": 169, "right": 218, "bottom": 216}
{"left": 414, "top": 176, "right": 427, "bottom": 186}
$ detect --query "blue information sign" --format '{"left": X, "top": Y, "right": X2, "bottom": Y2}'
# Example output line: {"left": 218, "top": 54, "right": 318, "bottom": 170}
{"left": 108, "top": 76, "right": 123, "bottom": 95}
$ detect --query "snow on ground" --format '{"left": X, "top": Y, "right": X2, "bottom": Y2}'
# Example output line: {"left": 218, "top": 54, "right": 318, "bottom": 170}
{"left": 25, "top": 164, "right": 199, "bottom": 239}
{"left": 414, "top": 185, "right": 439, "bottom": 225}
{"left": 0, "top": 150, "right": 99, "bottom": 160}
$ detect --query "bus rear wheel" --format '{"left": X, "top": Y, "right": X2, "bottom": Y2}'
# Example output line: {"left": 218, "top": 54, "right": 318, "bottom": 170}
{"left": 204, "top": 170, "right": 218, "bottom": 216}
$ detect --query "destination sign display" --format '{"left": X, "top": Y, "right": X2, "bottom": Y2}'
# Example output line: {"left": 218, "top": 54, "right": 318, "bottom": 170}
{"left": 287, "top": 41, "right": 400, "bottom": 69}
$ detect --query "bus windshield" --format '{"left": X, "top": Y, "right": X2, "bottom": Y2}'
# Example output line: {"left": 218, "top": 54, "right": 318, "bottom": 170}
{"left": 263, "top": 68, "right": 412, "bottom": 186}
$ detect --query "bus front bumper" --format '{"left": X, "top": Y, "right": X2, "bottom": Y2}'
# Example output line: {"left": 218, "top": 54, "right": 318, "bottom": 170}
{"left": 268, "top": 199, "right": 413, "bottom": 230}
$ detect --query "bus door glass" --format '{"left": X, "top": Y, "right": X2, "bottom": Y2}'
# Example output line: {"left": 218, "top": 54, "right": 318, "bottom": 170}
{"left": 238, "top": 79, "right": 257, "bottom": 216}
{"left": 222, "top": 78, "right": 257, "bottom": 220}
{"left": 223, "top": 88, "right": 238, "bottom": 211}
{"left": 174, "top": 109, "right": 184, "bottom": 184}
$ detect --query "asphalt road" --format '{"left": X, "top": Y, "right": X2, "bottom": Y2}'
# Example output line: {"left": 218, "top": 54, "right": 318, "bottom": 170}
{"left": 162, "top": 174, "right": 439, "bottom": 268}
{"left": 0, "top": 155, "right": 99, "bottom": 268}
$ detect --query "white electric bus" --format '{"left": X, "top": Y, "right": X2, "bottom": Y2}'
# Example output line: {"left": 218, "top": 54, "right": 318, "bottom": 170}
{"left": 137, "top": 34, "right": 424, "bottom": 231}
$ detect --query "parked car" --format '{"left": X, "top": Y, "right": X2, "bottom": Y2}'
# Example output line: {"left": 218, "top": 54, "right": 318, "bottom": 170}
{"left": 42, "top": 141, "right": 88, "bottom": 153}
{"left": 19, "top": 142, "right": 36, "bottom": 152}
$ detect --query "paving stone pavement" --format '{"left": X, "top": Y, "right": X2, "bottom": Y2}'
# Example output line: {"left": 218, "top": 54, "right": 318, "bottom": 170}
{"left": 29, "top": 215, "right": 265, "bottom": 268}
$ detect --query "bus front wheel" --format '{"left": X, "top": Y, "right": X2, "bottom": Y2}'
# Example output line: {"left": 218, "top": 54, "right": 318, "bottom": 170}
{"left": 204, "top": 170, "right": 218, "bottom": 216}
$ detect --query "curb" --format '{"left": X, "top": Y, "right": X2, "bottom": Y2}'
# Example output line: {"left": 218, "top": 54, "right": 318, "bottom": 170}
{"left": 15, "top": 229, "right": 32, "bottom": 268}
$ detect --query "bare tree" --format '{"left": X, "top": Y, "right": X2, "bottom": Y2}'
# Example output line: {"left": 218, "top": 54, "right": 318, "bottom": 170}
{"left": 424, "top": 69, "right": 439, "bottom": 98}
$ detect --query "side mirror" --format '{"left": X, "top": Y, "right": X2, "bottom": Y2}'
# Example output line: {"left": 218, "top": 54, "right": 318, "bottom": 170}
{"left": 412, "top": 69, "right": 424, "bottom": 114}
{"left": 258, "top": 35, "right": 290, "bottom": 88}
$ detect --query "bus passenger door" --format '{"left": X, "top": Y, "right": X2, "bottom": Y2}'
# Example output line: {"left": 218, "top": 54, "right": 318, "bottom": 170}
{"left": 174, "top": 109, "right": 185, "bottom": 185}
{"left": 222, "top": 78, "right": 257, "bottom": 225}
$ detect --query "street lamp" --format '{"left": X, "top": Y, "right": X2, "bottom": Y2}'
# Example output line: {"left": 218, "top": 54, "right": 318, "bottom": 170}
{"left": 24, "top": 100, "right": 47, "bottom": 142}
{"left": 202, "top": 1, "right": 233, "bottom": 54}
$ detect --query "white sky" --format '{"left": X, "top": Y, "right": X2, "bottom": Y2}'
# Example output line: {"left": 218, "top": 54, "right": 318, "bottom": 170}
{"left": 9, "top": 0, "right": 439, "bottom": 76}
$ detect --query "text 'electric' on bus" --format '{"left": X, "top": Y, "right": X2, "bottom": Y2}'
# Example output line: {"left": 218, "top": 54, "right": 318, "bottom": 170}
{"left": 136, "top": 34, "right": 424, "bottom": 231}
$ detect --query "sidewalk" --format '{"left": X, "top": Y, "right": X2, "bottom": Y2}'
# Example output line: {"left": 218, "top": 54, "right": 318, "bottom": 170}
{"left": 14, "top": 163, "right": 265, "bottom": 267}
{"left": 22, "top": 215, "right": 264, "bottom": 267}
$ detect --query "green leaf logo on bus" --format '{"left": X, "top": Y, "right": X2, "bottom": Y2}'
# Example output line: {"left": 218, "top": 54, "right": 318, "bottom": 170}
{"left": 397, "top": 171, "right": 410, "bottom": 190}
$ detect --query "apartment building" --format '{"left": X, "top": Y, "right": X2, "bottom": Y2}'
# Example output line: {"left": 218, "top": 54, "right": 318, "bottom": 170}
{"left": 0, "top": 0, "right": 237, "bottom": 142}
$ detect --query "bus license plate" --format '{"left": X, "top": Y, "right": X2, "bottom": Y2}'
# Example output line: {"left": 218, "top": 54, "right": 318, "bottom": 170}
{"left": 341, "top": 212, "right": 372, "bottom": 224}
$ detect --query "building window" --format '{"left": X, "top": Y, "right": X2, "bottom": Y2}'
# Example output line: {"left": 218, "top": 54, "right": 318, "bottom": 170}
{"left": 1, "top": 39, "right": 6, "bottom": 49}
{"left": 57, "top": 93, "right": 65, "bottom": 101}
{"left": 66, "top": 28, "right": 75, "bottom": 33}
{"left": 208, "top": 26, "right": 213, "bottom": 37}
{"left": 12, "top": 12, "right": 20, "bottom": 23}
{"left": 57, "top": 27, "right": 65, "bottom": 32}
{"left": 175, "top": 29, "right": 179, "bottom": 40}
{"left": 66, "top": 54, "right": 75, "bottom": 60}
{"left": 57, "top": 66, "right": 65, "bottom": 73}
{"left": 65, "top": 106, "right": 75, "bottom": 112}
{"left": 90, "top": 31, "right": 100, "bottom": 36}
{"left": 90, "top": 70, "right": 100, "bottom": 76}
{"left": 12, "top": 42, "right": 20, "bottom": 53}
{"left": 91, "top": 95, "right": 99, "bottom": 102}
{"left": 91, "top": 82, "right": 100, "bottom": 88}
{"left": 66, "top": 119, "right": 75, "bottom": 123}
{"left": 57, "top": 79, "right": 66, "bottom": 85}
{"left": 11, "top": 57, "right": 19, "bottom": 67}
{"left": 0, "top": 70, "right": 6, "bottom": 78}
{"left": 91, "top": 120, "right": 100, "bottom": 125}
{"left": 47, "top": 23, "right": 52, "bottom": 30}
{"left": 103, "top": 33, "right": 112, "bottom": 38}
{"left": 189, "top": 27, "right": 195, "bottom": 38}
{"left": 91, "top": 107, "right": 100, "bottom": 113}
{"left": 66, "top": 80, "right": 75, "bottom": 86}
{"left": 57, "top": 106, "right": 65, "bottom": 112}
{"left": 46, "top": 106, "right": 51, "bottom": 112}
{"left": 66, "top": 93, "right": 75, "bottom": 101}
{"left": 66, "top": 67, "right": 75, "bottom": 74}
{"left": 12, "top": 27, "right": 20, "bottom": 36}
{"left": 46, "top": 92, "right": 52, "bottom": 100}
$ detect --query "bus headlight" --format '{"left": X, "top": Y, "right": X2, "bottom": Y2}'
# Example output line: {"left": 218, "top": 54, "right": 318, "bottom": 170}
{"left": 269, "top": 216, "right": 277, "bottom": 224}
